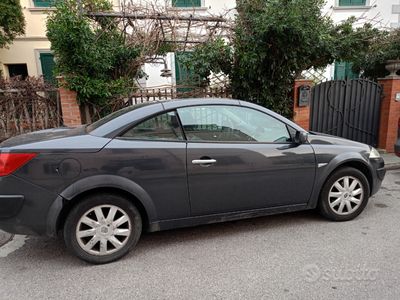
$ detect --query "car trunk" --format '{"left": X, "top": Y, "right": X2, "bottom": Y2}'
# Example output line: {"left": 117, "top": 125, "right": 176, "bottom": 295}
{"left": 0, "top": 126, "right": 111, "bottom": 153}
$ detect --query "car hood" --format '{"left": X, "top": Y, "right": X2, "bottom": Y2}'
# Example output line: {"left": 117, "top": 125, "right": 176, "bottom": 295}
{"left": 307, "top": 131, "right": 371, "bottom": 150}
{"left": 0, "top": 126, "right": 111, "bottom": 153}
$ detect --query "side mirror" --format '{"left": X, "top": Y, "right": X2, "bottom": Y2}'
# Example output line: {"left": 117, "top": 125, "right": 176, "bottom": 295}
{"left": 294, "top": 131, "right": 308, "bottom": 144}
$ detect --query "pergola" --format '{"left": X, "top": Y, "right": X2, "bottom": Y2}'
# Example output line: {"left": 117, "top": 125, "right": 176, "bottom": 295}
{"left": 86, "top": 6, "right": 232, "bottom": 52}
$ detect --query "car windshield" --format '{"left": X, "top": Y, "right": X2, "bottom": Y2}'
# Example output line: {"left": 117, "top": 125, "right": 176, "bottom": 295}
{"left": 86, "top": 102, "right": 154, "bottom": 132}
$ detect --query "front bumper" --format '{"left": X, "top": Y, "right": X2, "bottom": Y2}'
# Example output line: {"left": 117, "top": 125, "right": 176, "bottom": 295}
{"left": 395, "top": 140, "right": 400, "bottom": 157}
{"left": 370, "top": 157, "right": 386, "bottom": 196}
{"left": 0, "top": 175, "right": 58, "bottom": 235}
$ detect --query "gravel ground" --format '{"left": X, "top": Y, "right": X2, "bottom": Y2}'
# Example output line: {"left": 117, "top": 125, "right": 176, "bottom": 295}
{"left": 0, "top": 170, "right": 399, "bottom": 300}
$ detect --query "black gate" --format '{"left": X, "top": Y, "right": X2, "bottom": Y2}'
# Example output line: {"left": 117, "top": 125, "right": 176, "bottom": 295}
{"left": 310, "top": 79, "right": 382, "bottom": 146}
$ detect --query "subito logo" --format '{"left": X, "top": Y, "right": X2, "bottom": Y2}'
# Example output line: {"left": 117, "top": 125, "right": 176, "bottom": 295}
{"left": 303, "top": 264, "right": 321, "bottom": 283}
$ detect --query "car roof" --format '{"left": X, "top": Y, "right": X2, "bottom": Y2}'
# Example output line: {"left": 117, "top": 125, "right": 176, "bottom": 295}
{"left": 160, "top": 98, "right": 240, "bottom": 108}
{"left": 89, "top": 98, "right": 305, "bottom": 138}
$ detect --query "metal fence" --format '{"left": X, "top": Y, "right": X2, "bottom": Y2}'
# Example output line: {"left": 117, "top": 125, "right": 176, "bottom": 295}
{"left": 129, "top": 85, "right": 231, "bottom": 104}
{"left": 0, "top": 81, "right": 231, "bottom": 140}
{"left": 0, "top": 78, "right": 62, "bottom": 142}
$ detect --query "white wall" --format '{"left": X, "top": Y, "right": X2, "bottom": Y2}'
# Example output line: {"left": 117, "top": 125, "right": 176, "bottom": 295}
{"left": 141, "top": 53, "right": 174, "bottom": 88}
{"left": 137, "top": 0, "right": 236, "bottom": 88}
{"left": 145, "top": 0, "right": 400, "bottom": 85}
{"left": 322, "top": 0, "right": 400, "bottom": 28}
{"left": 319, "top": 0, "right": 400, "bottom": 80}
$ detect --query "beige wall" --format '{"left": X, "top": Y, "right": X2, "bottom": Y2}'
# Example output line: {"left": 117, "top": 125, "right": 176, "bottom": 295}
{"left": 0, "top": 40, "right": 51, "bottom": 77}
{"left": 0, "top": 0, "right": 123, "bottom": 78}
{"left": 0, "top": 0, "right": 52, "bottom": 77}
{"left": 21, "top": 1, "right": 49, "bottom": 36}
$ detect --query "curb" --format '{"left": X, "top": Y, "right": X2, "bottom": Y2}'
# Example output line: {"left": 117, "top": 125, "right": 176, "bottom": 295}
{"left": 386, "top": 164, "right": 400, "bottom": 171}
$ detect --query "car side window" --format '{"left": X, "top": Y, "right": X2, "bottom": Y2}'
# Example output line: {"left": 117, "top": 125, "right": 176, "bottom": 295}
{"left": 177, "top": 105, "right": 291, "bottom": 143}
{"left": 121, "top": 111, "right": 184, "bottom": 141}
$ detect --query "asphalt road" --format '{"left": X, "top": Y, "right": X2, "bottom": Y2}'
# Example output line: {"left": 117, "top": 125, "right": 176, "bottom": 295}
{"left": 0, "top": 231, "right": 12, "bottom": 247}
{"left": 0, "top": 170, "right": 399, "bottom": 300}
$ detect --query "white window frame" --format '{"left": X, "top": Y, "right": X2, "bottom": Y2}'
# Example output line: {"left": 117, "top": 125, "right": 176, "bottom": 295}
{"left": 34, "top": 49, "right": 53, "bottom": 78}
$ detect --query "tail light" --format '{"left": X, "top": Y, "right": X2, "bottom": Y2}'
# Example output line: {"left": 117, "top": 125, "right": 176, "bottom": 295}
{"left": 0, "top": 153, "right": 37, "bottom": 177}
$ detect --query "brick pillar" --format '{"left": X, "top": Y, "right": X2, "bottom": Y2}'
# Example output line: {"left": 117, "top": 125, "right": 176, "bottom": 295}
{"left": 293, "top": 79, "right": 313, "bottom": 131}
{"left": 57, "top": 77, "right": 82, "bottom": 127}
{"left": 377, "top": 77, "right": 400, "bottom": 153}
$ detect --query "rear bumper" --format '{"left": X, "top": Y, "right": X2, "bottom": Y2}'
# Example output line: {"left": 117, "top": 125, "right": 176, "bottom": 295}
{"left": 0, "top": 175, "right": 58, "bottom": 236}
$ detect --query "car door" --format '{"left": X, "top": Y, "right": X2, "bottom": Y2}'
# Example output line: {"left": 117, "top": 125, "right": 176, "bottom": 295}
{"left": 104, "top": 110, "right": 190, "bottom": 221}
{"left": 177, "top": 104, "right": 316, "bottom": 216}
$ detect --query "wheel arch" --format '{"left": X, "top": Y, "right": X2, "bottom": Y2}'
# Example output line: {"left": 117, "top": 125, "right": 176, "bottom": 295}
{"left": 334, "top": 160, "right": 373, "bottom": 193}
{"left": 308, "top": 154, "right": 373, "bottom": 208}
{"left": 46, "top": 175, "right": 158, "bottom": 237}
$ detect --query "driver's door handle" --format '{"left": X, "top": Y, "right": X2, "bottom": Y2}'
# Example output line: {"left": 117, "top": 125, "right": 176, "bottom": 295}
{"left": 192, "top": 159, "right": 217, "bottom": 165}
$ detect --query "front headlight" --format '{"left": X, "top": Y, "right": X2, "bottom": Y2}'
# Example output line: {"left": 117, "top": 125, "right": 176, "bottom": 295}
{"left": 369, "top": 147, "right": 381, "bottom": 159}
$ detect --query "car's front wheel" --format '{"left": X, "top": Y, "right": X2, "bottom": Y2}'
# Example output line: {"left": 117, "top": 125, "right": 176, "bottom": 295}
{"left": 63, "top": 193, "right": 142, "bottom": 264}
{"left": 318, "top": 167, "right": 370, "bottom": 221}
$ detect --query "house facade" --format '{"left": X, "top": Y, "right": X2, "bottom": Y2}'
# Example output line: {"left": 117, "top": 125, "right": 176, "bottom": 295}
{"left": 0, "top": 0, "right": 398, "bottom": 84}
{"left": 0, "top": 0, "right": 55, "bottom": 81}
{"left": 0, "top": 0, "right": 235, "bottom": 87}
{"left": 322, "top": 0, "right": 400, "bottom": 80}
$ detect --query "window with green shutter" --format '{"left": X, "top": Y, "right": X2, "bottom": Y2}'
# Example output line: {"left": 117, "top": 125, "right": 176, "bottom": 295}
{"left": 172, "top": 0, "right": 202, "bottom": 8}
{"left": 33, "top": 0, "right": 55, "bottom": 7}
{"left": 334, "top": 61, "right": 359, "bottom": 80}
{"left": 39, "top": 53, "right": 56, "bottom": 83}
{"left": 175, "top": 52, "right": 200, "bottom": 92}
{"left": 338, "top": 0, "right": 366, "bottom": 6}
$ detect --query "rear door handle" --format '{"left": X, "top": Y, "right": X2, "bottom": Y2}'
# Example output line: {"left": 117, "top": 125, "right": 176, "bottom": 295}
{"left": 192, "top": 159, "right": 217, "bottom": 165}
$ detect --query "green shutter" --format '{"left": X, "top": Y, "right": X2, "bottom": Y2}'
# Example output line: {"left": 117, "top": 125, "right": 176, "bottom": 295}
{"left": 175, "top": 52, "right": 188, "bottom": 85}
{"left": 172, "top": 0, "right": 201, "bottom": 7}
{"left": 40, "top": 53, "right": 56, "bottom": 83}
{"left": 338, "top": 0, "right": 366, "bottom": 6}
{"left": 345, "top": 62, "right": 359, "bottom": 79}
{"left": 339, "top": 0, "right": 351, "bottom": 5}
{"left": 334, "top": 61, "right": 346, "bottom": 80}
{"left": 352, "top": 0, "right": 366, "bottom": 5}
{"left": 175, "top": 52, "right": 198, "bottom": 92}
{"left": 334, "top": 61, "right": 359, "bottom": 80}
{"left": 33, "top": 0, "right": 55, "bottom": 7}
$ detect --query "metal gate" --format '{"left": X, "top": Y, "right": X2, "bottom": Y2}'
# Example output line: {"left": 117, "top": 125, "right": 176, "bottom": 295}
{"left": 310, "top": 79, "right": 382, "bottom": 146}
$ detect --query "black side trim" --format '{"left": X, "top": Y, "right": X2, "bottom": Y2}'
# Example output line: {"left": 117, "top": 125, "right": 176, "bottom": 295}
{"left": 148, "top": 204, "right": 309, "bottom": 232}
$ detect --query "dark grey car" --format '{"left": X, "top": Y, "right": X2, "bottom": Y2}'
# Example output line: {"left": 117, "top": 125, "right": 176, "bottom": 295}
{"left": 0, "top": 99, "right": 386, "bottom": 263}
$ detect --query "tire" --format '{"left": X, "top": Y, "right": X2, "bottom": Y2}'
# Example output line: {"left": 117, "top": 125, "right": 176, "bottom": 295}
{"left": 63, "top": 193, "right": 142, "bottom": 264}
{"left": 318, "top": 167, "right": 370, "bottom": 221}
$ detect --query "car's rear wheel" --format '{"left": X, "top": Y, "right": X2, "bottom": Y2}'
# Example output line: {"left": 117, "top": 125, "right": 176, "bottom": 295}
{"left": 318, "top": 167, "right": 370, "bottom": 221}
{"left": 63, "top": 193, "right": 142, "bottom": 264}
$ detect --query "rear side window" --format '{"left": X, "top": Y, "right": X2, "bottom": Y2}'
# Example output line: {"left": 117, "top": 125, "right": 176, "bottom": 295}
{"left": 121, "top": 111, "right": 184, "bottom": 141}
